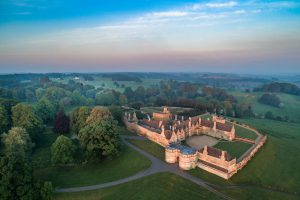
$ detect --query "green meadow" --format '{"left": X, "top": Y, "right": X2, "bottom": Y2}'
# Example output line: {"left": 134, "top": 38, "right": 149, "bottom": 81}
{"left": 54, "top": 173, "right": 222, "bottom": 200}
{"left": 230, "top": 91, "right": 300, "bottom": 122}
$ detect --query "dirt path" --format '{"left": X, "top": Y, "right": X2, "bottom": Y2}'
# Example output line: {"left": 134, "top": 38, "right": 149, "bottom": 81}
{"left": 56, "top": 135, "right": 234, "bottom": 200}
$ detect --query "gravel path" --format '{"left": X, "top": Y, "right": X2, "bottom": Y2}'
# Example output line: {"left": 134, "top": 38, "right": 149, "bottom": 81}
{"left": 56, "top": 135, "right": 234, "bottom": 200}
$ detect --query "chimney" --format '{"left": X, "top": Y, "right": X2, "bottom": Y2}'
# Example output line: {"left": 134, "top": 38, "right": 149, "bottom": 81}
{"left": 188, "top": 117, "right": 191, "bottom": 128}
{"left": 213, "top": 121, "right": 216, "bottom": 130}
{"left": 175, "top": 114, "right": 177, "bottom": 120}
{"left": 221, "top": 151, "right": 226, "bottom": 161}
{"left": 203, "top": 146, "right": 208, "bottom": 155}
{"left": 198, "top": 117, "right": 201, "bottom": 125}
{"left": 159, "top": 120, "right": 162, "bottom": 128}
{"left": 182, "top": 116, "right": 184, "bottom": 121}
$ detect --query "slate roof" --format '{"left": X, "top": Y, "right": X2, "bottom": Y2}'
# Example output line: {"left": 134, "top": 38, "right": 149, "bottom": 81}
{"left": 200, "top": 146, "right": 233, "bottom": 161}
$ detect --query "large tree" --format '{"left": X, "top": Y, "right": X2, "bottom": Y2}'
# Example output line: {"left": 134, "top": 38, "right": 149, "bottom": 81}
{"left": 54, "top": 110, "right": 70, "bottom": 134}
{"left": 70, "top": 106, "right": 91, "bottom": 135}
{"left": 78, "top": 107, "right": 120, "bottom": 161}
{"left": 51, "top": 135, "right": 75, "bottom": 165}
{"left": 0, "top": 105, "right": 9, "bottom": 134}
{"left": 12, "top": 103, "right": 43, "bottom": 140}
{"left": 36, "top": 98, "right": 56, "bottom": 123}
{"left": 0, "top": 127, "right": 37, "bottom": 200}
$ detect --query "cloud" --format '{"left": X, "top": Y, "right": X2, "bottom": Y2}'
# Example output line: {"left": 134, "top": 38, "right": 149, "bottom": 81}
{"left": 150, "top": 11, "right": 188, "bottom": 17}
{"left": 192, "top": 1, "right": 237, "bottom": 10}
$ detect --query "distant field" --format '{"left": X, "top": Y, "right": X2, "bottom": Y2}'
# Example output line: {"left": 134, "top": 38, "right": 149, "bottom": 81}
{"left": 230, "top": 91, "right": 300, "bottom": 122}
{"left": 213, "top": 141, "right": 252, "bottom": 159}
{"left": 54, "top": 172, "right": 222, "bottom": 200}
{"left": 52, "top": 77, "right": 161, "bottom": 92}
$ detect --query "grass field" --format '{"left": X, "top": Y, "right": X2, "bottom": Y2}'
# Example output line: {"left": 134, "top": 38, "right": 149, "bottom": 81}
{"left": 230, "top": 91, "right": 300, "bottom": 122}
{"left": 233, "top": 125, "right": 257, "bottom": 140}
{"left": 213, "top": 141, "right": 252, "bottom": 159}
{"left": 54, "top": 172, "right": 222, "bottom": 200}
{"left": 128, "top": 118, "right": 300, "bottom": 199}
{"left": 34, "top": 145, "right": 151, "bottom": 188}
{"left": 127, "top": 139, "right": 165, "bottom": 161}
{"left": 53, "top": 77, "right": 161, "bottom": 92}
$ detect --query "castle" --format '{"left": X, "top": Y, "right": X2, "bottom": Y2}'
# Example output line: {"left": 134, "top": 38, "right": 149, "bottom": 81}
{"left": 124, "top": 107, "right": 266, "bottom": 179}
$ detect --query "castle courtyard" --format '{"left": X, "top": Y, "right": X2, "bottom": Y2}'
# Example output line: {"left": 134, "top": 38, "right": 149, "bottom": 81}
{"left": 186, "top": 135, "right": 219, "bottom": 150}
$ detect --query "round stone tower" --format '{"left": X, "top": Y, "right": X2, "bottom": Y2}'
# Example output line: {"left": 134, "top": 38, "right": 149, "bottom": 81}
{"left": 165, "top": 146, "right": 180, "bottom": 163}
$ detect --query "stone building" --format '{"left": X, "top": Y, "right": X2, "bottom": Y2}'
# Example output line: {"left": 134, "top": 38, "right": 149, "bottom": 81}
{"left": 124, "top": 107, "right": 266, "bottom": 179}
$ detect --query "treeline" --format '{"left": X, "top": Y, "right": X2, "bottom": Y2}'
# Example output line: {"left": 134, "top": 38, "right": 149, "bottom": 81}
{"left": 254, "top": 82, "right": 300, "bottom": 95}
{"left": 258, "top": 93, "right": 281, "bottom": 107}
{"left": 102, "top": 74, "right": 142, "bottom": 82}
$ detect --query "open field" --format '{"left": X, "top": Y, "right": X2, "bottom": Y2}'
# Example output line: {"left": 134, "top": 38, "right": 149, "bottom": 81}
{"left": 213, "top": 141, "right": 252, "bottom": 159}
{"left": 127, "top": 139, "right": 165, "bottom": 161}
{"left": 230, "top": 91, "right": 300, "bottom": 122}
{"left": 54, "top": 172, "right": 222, "bottom": 200}
{"left": 53, "top": 77, "right": 161, "bottom": 92}
{"left": 34, "top": 144, "right": 151, "bottom": 188}
{"left": 128, "top": 118, "right": 300, "bottom": 199}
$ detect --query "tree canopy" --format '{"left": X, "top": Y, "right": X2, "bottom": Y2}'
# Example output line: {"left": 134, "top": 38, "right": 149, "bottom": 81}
{"left": 78, "top": 107, "right": 120, "bottom": 161}
{"left": 51, "top": 135, "right": 75, "bottom": 165}
{"left": 12, "top": 103, "right": 43, "bottom": 141}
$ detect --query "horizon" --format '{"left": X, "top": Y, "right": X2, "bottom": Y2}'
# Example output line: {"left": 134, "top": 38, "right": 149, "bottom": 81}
{"left": 1, "top": 0, "right": 300, "bottom": 73}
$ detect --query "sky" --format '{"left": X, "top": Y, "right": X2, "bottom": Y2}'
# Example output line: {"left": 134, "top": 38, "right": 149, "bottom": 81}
{"left": 0, "top": 0, "right": 300, "bottom": 74}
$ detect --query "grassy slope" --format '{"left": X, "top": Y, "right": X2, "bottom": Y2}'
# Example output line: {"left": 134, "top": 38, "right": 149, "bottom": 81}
{"left": 214, "top": 141, "right": 252, "bottom": 159}
{"left": 234, "top": 125, "right": 257, "bottom": 140}
{"left": 54, "top": 173, "right": 222, "bottom": 200}
{"left": 127, "top": 139, "right": 165, "bottom": 161}
{"left": 231, "top": 91, "right": 300, "bottom": 122}
{"left": 34, "top": 145, "right": 151, "bottom": 188}
{"left": 128, "top": 118, "right": 300, "bottom": 199}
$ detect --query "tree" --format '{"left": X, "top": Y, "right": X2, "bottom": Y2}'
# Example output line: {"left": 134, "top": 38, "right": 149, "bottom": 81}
{"left": 70, "top": 106, "right": 91, "bottom": 135}
{"left": 108, "top": 106, "right": 123, "bottom": 125}
{"left": 258, "top": 93, "right": 281, "bottom": 107}
{"left": 51, "top": 135, "right": 75, "bottom": 165}
{"left": 54, "top": 110, "right": 70, "bottom": 134}
{"left": 95, "top": 91, "right": 117, "bottom": 106}
{"left": 36, "top": 98, "right": 56, "bottom": 123}
{"left": 0, "top": 127, "right": 38, "bottom": 200}
{"left": 12, "top": 103, "right": 43, "bottom": 141}
{"left": 0, "top": 105, "right": 9, "bottom": 134}
{"left": 118, "top": 94, "right": 128, "bottom": 105}
{"left": 78, "top": 107, "right": 120, "bottom": 161}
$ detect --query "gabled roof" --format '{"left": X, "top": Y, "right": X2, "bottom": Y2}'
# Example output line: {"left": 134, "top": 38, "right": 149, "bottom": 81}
{"left": 201, "top": 119, "right": 213, "bottom": 128}
{"left": 200, "top": 146, "right": 233, "bottom": 161}
{"left": 216, "top": 122, "right": 232, "bottom": 132}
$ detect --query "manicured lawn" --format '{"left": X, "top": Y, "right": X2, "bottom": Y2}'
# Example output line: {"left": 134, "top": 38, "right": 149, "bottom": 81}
{"left": 190, "top": 118, "right": 300, "bottom": 195}
{"left": 127, "top": 139, "right": 165, "bottom": 161}
{"left": 220, "top": 187, "right": 300, "bottom": 200}
{"left": 54, "top": 172, "right": 222, "bottom": 200}
{"left": 34, "top": 145, "right": 151, "bottom": 188}
{"left": 117, "top": 126, "right": 136, "bottom": 136}
{"left": 213, "top": 141, "right": 252, "bottom": 159}
{"left": 234, "top": 125, "right": 257, "bottom": 140}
